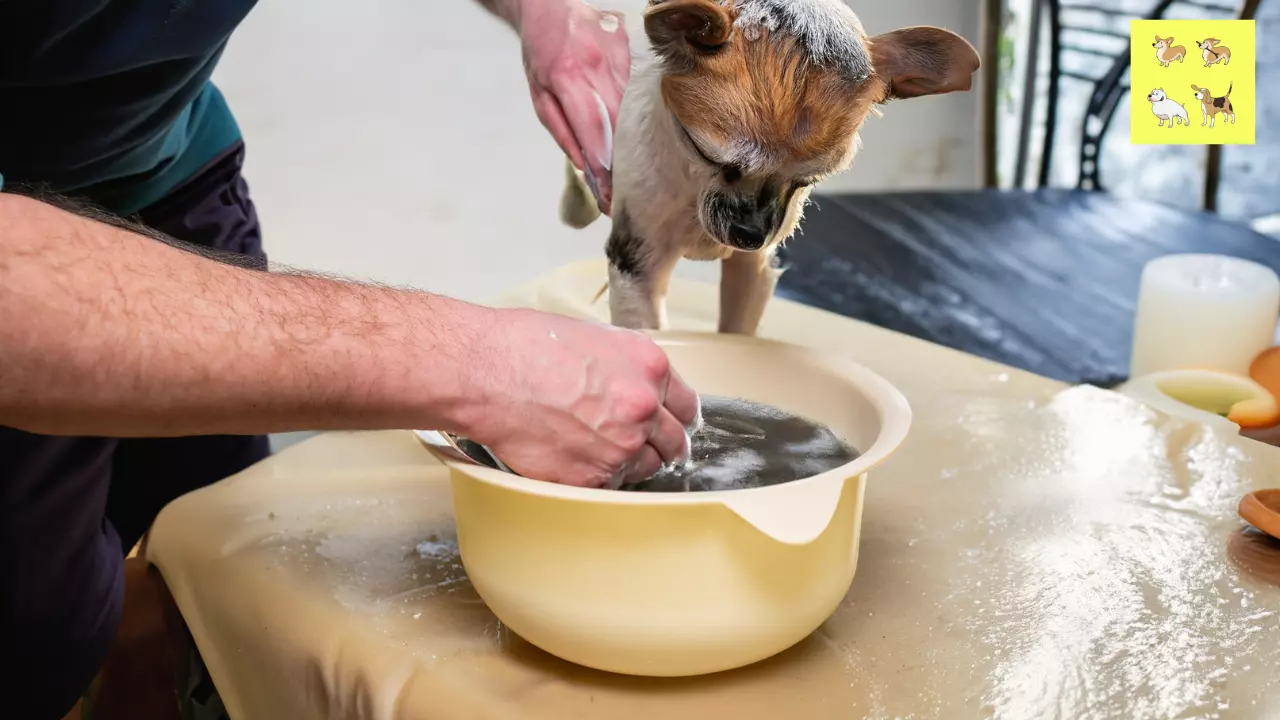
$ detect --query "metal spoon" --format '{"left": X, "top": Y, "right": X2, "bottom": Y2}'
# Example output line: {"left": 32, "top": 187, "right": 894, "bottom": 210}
{"left": 442, "top": 433, "right": 520, "bottom": 475}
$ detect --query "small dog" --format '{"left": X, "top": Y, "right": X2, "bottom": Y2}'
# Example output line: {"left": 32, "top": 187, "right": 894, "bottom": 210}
{"left": 1146, "top": 88, "right": 1189, "bottom": 128}
{"left": 1192, "top": 82, "right": 1235, "bottom": 127}
{"left": 1197, "top": 38, "right": 1231, "bottom": 66}
{"left": 560, "top": 0, "right": 980, "bottom": 334}
{"left": 1153, "top": 35, "right": 1186, "bottom": 67}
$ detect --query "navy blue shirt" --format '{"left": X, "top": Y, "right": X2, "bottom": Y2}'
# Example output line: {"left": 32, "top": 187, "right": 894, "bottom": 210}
{"left": 0, "top": 0, "right": 258, "bottom": 214}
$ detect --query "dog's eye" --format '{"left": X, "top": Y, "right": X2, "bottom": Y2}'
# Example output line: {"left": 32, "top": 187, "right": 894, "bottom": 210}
{"left": 721, "top": 165, "right": 742, "bottom": 184}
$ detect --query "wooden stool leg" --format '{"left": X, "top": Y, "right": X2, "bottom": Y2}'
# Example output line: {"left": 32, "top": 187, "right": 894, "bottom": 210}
{"left": 81, "top": 559, "right": 183, "bottom": 720}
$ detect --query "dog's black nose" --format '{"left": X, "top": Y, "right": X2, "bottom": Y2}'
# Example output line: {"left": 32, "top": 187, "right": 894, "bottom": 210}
{"left": 728, "top": 222, "right": 768, "bottom": 251}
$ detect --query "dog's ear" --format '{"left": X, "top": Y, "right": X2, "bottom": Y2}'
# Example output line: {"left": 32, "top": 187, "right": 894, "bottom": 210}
{"left": 644, "top": 0, "right": 733, "bottom": 68}
{"left": 869, "top": 27, "right": 981, "bottom": 100}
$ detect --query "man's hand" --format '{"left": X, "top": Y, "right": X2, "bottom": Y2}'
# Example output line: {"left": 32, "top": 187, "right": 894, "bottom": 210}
{"left": 493, "top": 0, "right": 630, "bottom": 215}
{"left": 461, "top": 309, "right": 700, "bottom": 488}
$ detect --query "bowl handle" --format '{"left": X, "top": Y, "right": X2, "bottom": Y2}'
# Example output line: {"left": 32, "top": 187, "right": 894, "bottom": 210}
{"left": 718, "top": 474, "right": 848, "bottom": 546}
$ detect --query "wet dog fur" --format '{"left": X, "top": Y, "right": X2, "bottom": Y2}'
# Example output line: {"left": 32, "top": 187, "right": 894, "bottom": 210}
{"left": 560, "top": 0, "right": 980, "bottom": 334}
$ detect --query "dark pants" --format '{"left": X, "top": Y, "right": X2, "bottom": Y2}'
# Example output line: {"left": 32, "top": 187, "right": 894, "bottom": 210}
{"left": 0, "top": 141, "right": 271, "bottom": 720}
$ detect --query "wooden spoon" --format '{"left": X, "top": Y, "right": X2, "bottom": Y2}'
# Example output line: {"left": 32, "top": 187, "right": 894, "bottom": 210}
{"left": 1238, "top": 489, "right": 1280, "bottom": 540}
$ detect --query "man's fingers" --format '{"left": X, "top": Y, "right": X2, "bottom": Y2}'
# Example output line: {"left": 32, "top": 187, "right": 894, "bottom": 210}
{"left": 649, "top": 408, "right": 692, "bottom": 465}
{"left": 663, "top": 368, "right": 702, "bottom": 431}
{"left": 555, "top": 77, "right": 613, "bottom": 175}
{"left": 543, "top": 78, "right": 614, "bottom": 213}
{"left": 591, "top": 61, "right": 626, "bottom": 132}
{"left": 588, "top": 167, "right": 612, "bottom": 216}
{"left": 531, "top": 91, "right": 586, "bottom": 172}
{"left": 620, "top": 444, "right": 665, "bottom": 486}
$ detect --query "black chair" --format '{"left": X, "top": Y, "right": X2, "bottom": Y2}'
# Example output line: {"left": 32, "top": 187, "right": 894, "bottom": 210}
{"left": 775, "top": 0, "right": 1273, "bottom": 386}
{"left": 1015, "top": 0, "right": 1262, "bottom": 209}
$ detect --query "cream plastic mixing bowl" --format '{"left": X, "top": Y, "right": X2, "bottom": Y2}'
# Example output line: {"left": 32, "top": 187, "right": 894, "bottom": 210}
{"left": 416, "top": 332, "right": 912, "bottom": 677}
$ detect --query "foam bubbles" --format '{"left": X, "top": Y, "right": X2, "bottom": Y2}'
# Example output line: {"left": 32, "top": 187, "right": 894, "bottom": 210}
{"left": 624, "top": 395, "right": 858, "bottom": 492}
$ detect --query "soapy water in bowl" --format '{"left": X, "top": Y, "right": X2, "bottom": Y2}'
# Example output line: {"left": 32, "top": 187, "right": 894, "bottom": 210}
{"left": 625, "top": 395, "right": 860, "bottom": 492}
{"left": 454, "top": 396, "right": 859, "bottom": 492}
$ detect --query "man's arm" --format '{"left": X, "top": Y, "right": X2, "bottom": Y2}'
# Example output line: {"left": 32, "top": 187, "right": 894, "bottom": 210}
{"left": 474, "top": 0, "right": 522, "bottom": 27}
{"left": 0, "top": 192, "right": 485, "bottom": 437}
{"left": 0, "top": 192, "right": 699, "bottom": 487}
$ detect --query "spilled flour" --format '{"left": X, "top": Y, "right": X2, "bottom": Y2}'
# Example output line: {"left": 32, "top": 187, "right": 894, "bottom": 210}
{"left": 624, "top": 395, "right": 859, "bottom": 493}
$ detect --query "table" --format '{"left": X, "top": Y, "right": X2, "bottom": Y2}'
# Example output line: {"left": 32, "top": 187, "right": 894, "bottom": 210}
{"left": 777, "top": 189, "right": 1280, "bottom": 386}
{"left": 148, "top": 260, "right": 1280, "bottom": 719}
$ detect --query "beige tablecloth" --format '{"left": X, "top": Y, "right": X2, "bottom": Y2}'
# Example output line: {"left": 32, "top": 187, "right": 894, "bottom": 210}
{"left": 149, "top": 260, "right": 1280, "bottom": 719}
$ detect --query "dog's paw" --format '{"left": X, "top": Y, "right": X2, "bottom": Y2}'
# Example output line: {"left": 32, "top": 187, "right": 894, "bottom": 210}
{"left": 559, "top": 159, "right": 603, "bottom": 229}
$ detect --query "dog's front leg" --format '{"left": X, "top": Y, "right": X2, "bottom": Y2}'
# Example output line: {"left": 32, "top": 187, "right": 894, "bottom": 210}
{"left": 608, "top": 263, "right": 674, "bottom": 331}
{"left": 719, "top": 248, "right": 783, "bottom": 335}
{"left": 605, "top": 210, "right": 681, "bottom": 331}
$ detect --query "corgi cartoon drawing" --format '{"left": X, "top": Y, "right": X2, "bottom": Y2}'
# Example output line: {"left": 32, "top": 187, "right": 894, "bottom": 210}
{"left": 1197, "top": 38, "right": 1231, "bottom": 66}
{"left": 1153, "top": 35, "right": 1187, "bottom": 67}
{"left": 1192, "top": 82, "right": 1236, "bottom": 127}
{"left": 1147, "top": 88, "right": 1190, "bottom": 128}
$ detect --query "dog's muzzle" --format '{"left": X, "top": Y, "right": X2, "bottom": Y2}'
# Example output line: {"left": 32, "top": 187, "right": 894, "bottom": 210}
{"left": 727, "top": 221, "right": 769, "bottom": 251}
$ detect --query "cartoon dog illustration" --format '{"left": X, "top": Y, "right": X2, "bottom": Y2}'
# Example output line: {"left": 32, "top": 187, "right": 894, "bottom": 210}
{"left": 1192, "top": 82, "right": 1236, "bottom": 127}
{"left": 1147, "top": 88, "right": 1189, "bottom": 128}
{"left": 1153, "top": 35, "right": 1187, "bottom": 67}
{"left": 1197, "top": 38, "right": 1231, "bottom": 66}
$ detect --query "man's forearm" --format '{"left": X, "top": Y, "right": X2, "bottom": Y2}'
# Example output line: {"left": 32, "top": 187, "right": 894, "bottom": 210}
{"left": 0, "top": 193, "right": 490, "bottom": 437}
{"left": 474, "top": 0, "right": 525, "bottom": 29}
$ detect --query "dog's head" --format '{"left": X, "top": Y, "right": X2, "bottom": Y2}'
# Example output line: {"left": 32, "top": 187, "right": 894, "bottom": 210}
{"left": 1147, "top": 88, "right": 1167, "bottom": 103}
{"left": 1153, "top": 35, "right": 1170, "bottom": 50}
{"left": 644, "top": 0, "right": 979, "bottom": 251}
{"left": 1193, "top": 84, "right": 1208, "bottom": 101}
{"left": 1198, "top": 38, "right": 1218, "bottom": 50}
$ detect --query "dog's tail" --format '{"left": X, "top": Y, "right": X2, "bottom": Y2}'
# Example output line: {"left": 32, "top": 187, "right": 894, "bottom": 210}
{"left": 1226, "top": 81, "right": 1234, "bottom": 98}
{"left": 559, "top": 159, "right": 603, "bottom": 229}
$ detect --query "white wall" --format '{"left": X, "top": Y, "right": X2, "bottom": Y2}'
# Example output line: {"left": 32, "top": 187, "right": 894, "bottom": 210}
{"left": 212, "top": 0, "right": 982, "bottom": 300}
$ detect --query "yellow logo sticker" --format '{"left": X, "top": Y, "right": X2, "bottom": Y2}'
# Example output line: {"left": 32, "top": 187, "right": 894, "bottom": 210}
{"left": 1130, "top": 19, "right": 1255, "bottom": 145}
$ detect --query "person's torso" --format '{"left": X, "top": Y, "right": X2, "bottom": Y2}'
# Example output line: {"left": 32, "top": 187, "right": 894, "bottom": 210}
{"left": 0, "top": 0, "right": 258, "bottom": 213}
